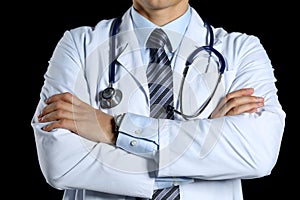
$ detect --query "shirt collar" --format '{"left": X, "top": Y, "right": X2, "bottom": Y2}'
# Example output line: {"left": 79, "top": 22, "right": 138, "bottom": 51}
{"left": 130, "top": 5, "right": 191, "bottom": 53}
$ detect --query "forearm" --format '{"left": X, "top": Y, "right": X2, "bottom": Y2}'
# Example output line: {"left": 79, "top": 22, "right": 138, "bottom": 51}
{"left": 116, "top": 107, "right": 285, "bottom": 180}
{"left": 32, "top": 30, "right": 156, "bottom": 197}
{"left": 32, "top": 109, "right": 155, "bottom": 197}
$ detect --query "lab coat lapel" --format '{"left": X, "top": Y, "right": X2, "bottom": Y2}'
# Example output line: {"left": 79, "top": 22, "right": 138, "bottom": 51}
{"left": 109, "top": 15, "right": 149, "bottom": 114}
{"left": 172, "top": 8, "right": 209, "bottom": 98}
{"left": 108, "top": 10, "right": 147, "bottom": 97}
{"left": 173, "top": 8, "right": 208, "bottom": 76}
{"left": 115, "top": 10, "right": 148, "bottom": 89}
{"left": 174, "top": 7, "right": 223, "bottom": 74}
{"left": 115, "top": 31, "right": 148, "bottom": 92}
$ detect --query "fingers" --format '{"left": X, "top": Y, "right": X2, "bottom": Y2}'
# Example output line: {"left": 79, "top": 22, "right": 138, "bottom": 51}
{"left": 213, "top": 88, "right": 254, "bottom": 112}
{"left": 39, "top": 100, "right": 73, "bottom": 119}
{"left": 37, "top": 92, "right": 102, "bottom": 137}
{"left": 38, "top": 107, "right": 74, "bottom": 123}
{"left": 45, "top": 92, "right": 82, "bottom": 106}
{"left": 38, "top": 93, "right": 75, "bottom": 121}
{"left": 225, "top": 88, "right": 254, "bottom": 100}
{"left": 38, "top": 92, "right": 82, "bottom": 131}
{"left": 41, "top": 118, "right": 78, "bottom": 133}
{"left": 223, "top": 88, "right": 264, "bottom": 115}
{"left": 225, "top": 97, "right": 264, "bottom": 116}
{"left": 37, "top": 92, "right": 114, "bottom": 144}
{"left": 210, "top": 88, "right": 264, "bottom": 118}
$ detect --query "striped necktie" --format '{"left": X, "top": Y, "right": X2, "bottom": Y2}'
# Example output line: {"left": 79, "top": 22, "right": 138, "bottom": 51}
{"left": 146, "top": 28, "right": 175, "bottom": 119}
{"left": 146, "top": 28, "right": 180, "bottom": 200}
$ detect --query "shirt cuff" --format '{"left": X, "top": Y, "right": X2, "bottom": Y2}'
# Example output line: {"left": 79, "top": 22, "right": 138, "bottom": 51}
{"left": 116, "top": 113, "right": 159, "bottom": 159}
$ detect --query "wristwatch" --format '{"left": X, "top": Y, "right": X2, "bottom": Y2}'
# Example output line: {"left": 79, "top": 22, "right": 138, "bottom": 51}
{"left": 114, "top": 113, "right": 125, "bottom": 134}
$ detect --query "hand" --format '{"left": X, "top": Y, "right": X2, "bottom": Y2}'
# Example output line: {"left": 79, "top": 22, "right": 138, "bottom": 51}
{"left": 38, "top": 92, "right": 116, "bottom": 144}
{"left": 210, "top": 88, "right": 264, "bottom": 119}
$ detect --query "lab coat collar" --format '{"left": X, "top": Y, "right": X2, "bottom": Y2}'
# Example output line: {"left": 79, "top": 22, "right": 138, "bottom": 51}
{"left": 114, "top": 9, "right": 144, "bottom": 71}
{"left": 173, "top": 7, "right": 223, "bottom": 74}
{"left": 113, "top": 7, "right": 224, "bottom": 83}
{"left": 115, "top": 7, "right": 224, "bottom": 68}
{"left": 178, "top": 7, "right": 223, "bottom": 55}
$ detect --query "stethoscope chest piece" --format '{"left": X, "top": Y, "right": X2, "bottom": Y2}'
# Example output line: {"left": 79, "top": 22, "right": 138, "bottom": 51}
{"left": 99, "top": 87, "right": 122, "bottom": 108}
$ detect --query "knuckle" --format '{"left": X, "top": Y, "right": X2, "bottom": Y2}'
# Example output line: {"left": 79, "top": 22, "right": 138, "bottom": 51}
{"left": 225, "top": 93, "right": 232, "bottom": 100}
{"left": 56, "top": 109, "right": 65, "bottom": 118}
{"left": 64, "top": 92, "right": 73, "bottom": 99}
{"left": 54, "top": 101, "right": 64, "bottom": 109}
{"left": 229, "top": 98, "right": 238, "bottom": 106}
{"left": 58, "top": 118, "right": 68, "bottom": 126}
{"left": 231, "top": 106, "right": 240, "bottom": 114}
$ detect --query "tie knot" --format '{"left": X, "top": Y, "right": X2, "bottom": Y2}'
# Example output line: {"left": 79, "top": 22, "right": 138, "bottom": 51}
{"left": 146, "top": 28, "right": 172, "bottom": 51}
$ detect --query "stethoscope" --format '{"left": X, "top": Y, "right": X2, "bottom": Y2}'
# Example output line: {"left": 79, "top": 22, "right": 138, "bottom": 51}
{"left": 99, "top": 17, "right": 226, "bottom": 119}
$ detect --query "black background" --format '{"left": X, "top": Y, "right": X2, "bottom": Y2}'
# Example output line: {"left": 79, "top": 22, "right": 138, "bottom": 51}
{"left": 9, "top": 1, "right": 296, "bottom": 199}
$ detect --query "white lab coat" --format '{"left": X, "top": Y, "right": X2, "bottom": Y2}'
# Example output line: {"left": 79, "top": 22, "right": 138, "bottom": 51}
{"left": 31, "top": 6, "right": 286, "bottom": 200}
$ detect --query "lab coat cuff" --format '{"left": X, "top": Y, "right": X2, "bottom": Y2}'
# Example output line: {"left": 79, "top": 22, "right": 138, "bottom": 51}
{"left": 116, "top": 113, "right": 159, "bottom": 159}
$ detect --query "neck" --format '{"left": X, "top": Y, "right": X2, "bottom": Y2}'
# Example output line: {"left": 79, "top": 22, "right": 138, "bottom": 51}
{"left": 133, "top": 0, "right": 189, "bottom": 26}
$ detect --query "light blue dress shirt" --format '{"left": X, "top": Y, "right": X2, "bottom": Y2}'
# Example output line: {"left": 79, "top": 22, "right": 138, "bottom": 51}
{"left": 116, "top": 6, "right": 194, "bottom": 190}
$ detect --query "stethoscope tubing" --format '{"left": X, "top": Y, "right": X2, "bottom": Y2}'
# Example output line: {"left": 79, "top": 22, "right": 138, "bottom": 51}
{"left": 100, "top": 17, "right": 226, "bottom": 119}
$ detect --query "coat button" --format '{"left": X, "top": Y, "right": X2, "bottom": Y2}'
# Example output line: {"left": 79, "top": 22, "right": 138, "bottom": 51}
{"left": 173, "top": 181, "right": 179, "bottom": 186}
{"left": 130, "top": 140, "right": 137, "bottom": 146}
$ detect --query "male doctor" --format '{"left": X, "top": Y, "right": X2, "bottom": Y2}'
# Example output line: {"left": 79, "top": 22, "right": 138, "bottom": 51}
{"left": 32, "top": 0, "right": 286, "bottom": 199}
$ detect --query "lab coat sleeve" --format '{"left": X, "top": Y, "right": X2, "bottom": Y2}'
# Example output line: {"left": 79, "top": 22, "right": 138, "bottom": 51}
{"left": 116, "top": 114, "right": 159, "bottom": 159}
{"left": 116, "top": 33, "right": 286, "bottom": 180}
{"left": 31, "top": 26, "right": 156, "bottom": 198}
